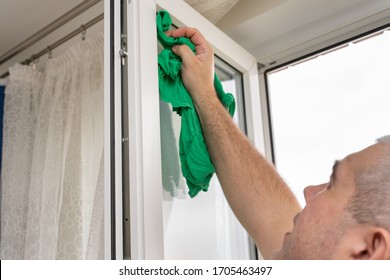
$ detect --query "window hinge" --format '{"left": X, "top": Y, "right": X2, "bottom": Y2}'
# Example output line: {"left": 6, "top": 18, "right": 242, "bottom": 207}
{"left": 119, "top": 49, "right": 128, "bottom": 65}
{"left": 120, "top": 34, "right": 128, "bottom": 65}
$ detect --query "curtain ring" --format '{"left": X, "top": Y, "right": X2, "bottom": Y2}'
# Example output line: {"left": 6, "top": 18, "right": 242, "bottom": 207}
{"left": 47, "top": 46, "right": 53, "bottom": 59}
{"left": 81, "top": 25, "right": 86, "bottom": 41}
{"left": 28, "top": 54, "right": 35, "bottom": 65}
{"left": 30, "top": 55, "right": 39, "bottom": 70}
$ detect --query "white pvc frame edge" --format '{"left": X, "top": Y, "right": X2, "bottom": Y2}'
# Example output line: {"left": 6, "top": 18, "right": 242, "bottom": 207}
{"left": 104, "top": 0, "right": 124, "bottom": 260}
{"left": 103, "top": 0, "right": 112, "bottom": 260}
{"left": 126, "top": 0, "right": 164, "bottom": 259}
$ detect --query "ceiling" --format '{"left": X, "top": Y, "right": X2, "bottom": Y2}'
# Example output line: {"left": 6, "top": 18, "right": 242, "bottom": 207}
{"left": 1, "top": 0, "right": 389, "bottom": 71}
{"left": 186, "top": 0, "right": 390, "bottom": 67}
{"left": 184, "top": 0, "right": 239, "bottom": 23}
{"left": 0, "top": 0, "right": 84, "bottom": 58}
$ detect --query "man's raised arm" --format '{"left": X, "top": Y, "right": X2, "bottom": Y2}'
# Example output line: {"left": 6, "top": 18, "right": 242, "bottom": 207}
{"left": 167, "top": 27, "right": 301, "bottom": 259}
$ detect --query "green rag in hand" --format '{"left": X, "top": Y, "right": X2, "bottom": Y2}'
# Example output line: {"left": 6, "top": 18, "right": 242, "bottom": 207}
{"left": 157, "top": 10, "right": 235, "bottom": 197}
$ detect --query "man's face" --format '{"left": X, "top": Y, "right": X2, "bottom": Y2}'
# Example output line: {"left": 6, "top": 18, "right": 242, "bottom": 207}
{"left": 272, "top": 143, "right": 384, "bottom": 259}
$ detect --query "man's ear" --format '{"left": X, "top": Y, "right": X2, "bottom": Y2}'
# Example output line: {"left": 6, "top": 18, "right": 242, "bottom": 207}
{"left": 350, "top": 227, "right": 390, "bottom": 260}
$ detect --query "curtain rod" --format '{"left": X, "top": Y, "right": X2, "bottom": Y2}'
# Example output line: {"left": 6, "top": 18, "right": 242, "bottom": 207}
{"left": 0, "top": 13, "right": 103, "bottom": 79}
{"left": 0, "top": 0, "right": 102, "bottom": 65}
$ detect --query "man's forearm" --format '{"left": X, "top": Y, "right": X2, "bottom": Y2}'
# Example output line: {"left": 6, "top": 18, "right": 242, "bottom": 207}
{"left": 167, "top": 26, "right": 301, "bottom": 258}
{"left": 195, "top": 92, "right": 301, "bottom": 259}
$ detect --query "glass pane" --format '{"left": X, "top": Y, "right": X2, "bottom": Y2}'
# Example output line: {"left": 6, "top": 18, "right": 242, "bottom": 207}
{"left": 267, "top": 29, "right": 390, "bottom": 207}
{"left": 160, "top": 52, "right": 252, "bottom": 259}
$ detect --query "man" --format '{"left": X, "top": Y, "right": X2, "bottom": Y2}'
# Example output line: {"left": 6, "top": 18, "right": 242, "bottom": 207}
{"left": 166, "top": 27, "right": 390, "bottom": 260}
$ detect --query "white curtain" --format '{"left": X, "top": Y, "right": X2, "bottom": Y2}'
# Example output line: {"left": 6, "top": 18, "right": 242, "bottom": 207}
{"left": 0, "top": 33, "right": 104, "bottom": 259}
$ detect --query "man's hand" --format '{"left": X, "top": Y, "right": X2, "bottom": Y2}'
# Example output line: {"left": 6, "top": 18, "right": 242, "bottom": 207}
{"left": 166, "top": 28, "right": 217, "bottom": 108}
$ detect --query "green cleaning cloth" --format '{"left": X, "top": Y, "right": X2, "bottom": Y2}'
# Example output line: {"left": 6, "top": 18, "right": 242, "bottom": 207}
{"left": 157, "top": 10, "right": 235, "bottom": 197}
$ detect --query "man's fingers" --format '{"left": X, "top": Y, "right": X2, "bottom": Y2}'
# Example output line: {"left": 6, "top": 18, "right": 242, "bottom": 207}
{"left": 166, "top": 27, "right": 207, "bottom": 47}
{"left": 172, "top": 44, "right": 195, "bottom": 62}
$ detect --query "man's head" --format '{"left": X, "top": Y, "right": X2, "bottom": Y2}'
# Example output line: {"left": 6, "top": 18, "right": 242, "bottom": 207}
{"left": 272, "top": 135, "right": 390, "bottom": 259}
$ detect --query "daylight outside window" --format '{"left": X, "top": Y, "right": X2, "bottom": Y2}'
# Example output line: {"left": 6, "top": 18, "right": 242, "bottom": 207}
{"left": 267, "top": 27, "right": 390, "bottom": 206}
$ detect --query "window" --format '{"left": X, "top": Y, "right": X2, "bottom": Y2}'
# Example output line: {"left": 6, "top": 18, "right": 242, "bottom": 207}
{"left": 160, "top": 56, "right": 252, "bottom": 259}
{"left": 266, "top": 27, "right": 390, "bottom": 206}
{"left": 125, "top": 0, "right": 262, "bottom": 259}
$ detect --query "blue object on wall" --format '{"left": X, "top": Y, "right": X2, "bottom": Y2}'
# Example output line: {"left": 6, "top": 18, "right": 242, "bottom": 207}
{"left": 0, "top": 85, "right": 5, "bottom": 170}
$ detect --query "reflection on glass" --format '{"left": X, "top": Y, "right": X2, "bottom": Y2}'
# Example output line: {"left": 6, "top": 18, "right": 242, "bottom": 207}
{"left": 160, "top": 54, "right": 252, "bottom": 259}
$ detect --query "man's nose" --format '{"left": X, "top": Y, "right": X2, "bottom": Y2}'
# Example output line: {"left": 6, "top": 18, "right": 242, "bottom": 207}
{"left": 303, "top": 183, "right": 327, "bottom": 203}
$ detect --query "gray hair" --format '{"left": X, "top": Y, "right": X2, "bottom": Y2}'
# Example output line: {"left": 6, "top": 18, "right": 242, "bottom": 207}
{"left": 346, "top": 135, "right": 390, "bottom": 231}
{"left": 377, "top": 135, "right": 390, "bottom": 144}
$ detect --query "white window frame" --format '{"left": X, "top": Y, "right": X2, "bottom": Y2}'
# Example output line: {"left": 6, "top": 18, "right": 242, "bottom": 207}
{"left": 124, "top": 0, "right": 265, "bottom": 259}
{"left": 104, "top": 0, "right": 124, "bottom": 260}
